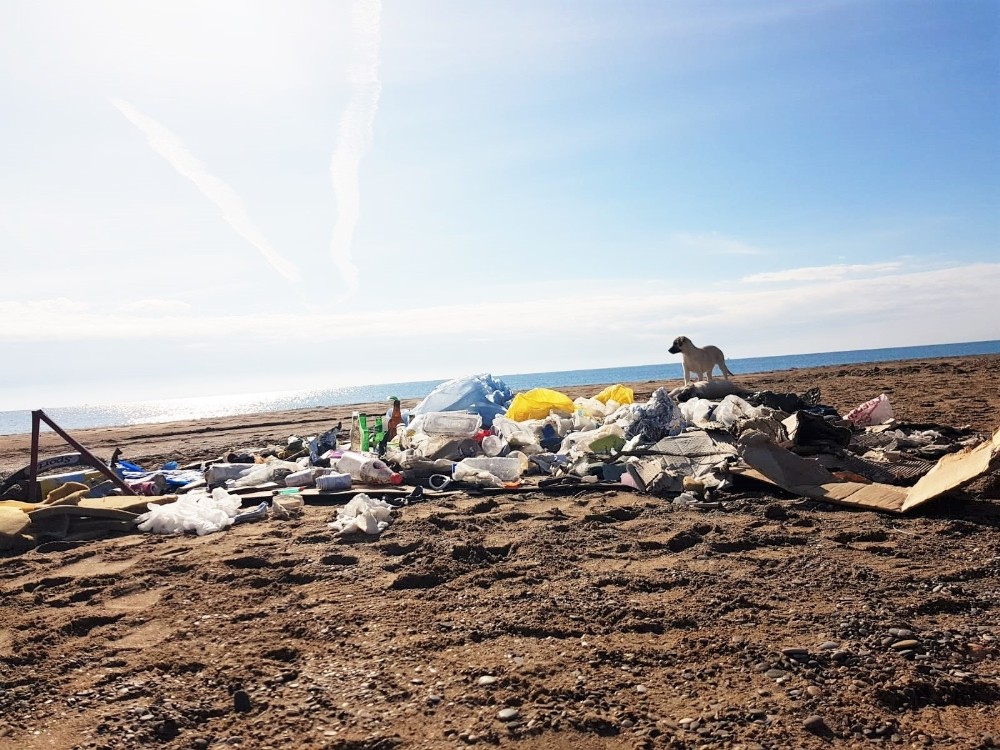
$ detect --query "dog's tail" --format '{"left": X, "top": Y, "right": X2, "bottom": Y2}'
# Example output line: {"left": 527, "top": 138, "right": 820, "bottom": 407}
{"left": 721, "top": 361, "right": 734, "bottom": 378}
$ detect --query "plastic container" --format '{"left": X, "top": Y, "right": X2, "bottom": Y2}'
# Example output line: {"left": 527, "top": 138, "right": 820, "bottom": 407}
{"left": 271, "top": 493, "right": 304, "bottom": 518}
{"left": 316, "top": 473, "right": 352, "bottom": 491}
{"left": 420, "top": 411, "right": 483, "bottom": 437}
{"left": 204, "top": 463, "right": 256, "bottom": 484}
{"left": 454, "top": 456, "right": 522, "bottom": 482}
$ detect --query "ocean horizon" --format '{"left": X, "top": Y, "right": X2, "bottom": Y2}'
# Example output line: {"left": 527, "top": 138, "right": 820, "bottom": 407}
{"left": 2, "top": 339, "right": 998, "bottom": 436}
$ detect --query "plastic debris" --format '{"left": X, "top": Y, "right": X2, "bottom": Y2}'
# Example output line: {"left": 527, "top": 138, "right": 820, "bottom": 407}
{"left": 135, "top": 487, "right": 242, "bottom": 536}
{"left": 327, "top": 493, "right": 394, "bottom": 535}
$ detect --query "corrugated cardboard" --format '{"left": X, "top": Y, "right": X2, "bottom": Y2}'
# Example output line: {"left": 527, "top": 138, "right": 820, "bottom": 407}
{"left": 736, "top": 426, "right": 1000, "bottom": 514}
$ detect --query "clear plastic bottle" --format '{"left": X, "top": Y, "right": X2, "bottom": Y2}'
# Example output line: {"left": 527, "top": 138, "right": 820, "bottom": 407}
{"left": 454, "top": 456, "right": 522, "bottom": 482}
{"left": 316, "top": 473, "right": 352, "bottom": 491}
{"left": 481, "top": 434, "right": 504, "bottom": 457}
{"left": 204, "top": 463, "right": 256, "bottom": 484}
{"left": 335, "top": 451, "right": 403, "bottom": 485}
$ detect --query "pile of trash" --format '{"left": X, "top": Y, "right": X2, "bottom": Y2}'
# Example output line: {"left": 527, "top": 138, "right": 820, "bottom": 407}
{"left": 2, "top": 372, "right": 998, "bottom": 550}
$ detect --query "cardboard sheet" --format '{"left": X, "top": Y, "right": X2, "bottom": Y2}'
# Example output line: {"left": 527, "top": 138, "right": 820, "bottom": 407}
{"left": 737, "top": 426, "right": 1000, "bottom": 514}
{"left": 628, "top": 430, "right": 737, "bottom": 493}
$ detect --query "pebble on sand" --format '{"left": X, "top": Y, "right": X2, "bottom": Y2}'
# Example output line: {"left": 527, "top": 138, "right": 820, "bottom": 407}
{"left": 804, "top": 715, "right": 828, "bottom": 734}
{"left": 233, "top": 690, "right": 252, "bottom": 714}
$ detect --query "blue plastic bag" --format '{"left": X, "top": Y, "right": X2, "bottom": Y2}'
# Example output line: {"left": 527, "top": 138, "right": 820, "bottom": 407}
{"left": 411, "top": 373, "right": 513, "bottom": 428}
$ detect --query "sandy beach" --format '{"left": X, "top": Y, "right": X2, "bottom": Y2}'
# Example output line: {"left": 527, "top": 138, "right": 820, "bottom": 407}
{"left": 1, "top": 355, "right": 999, "bottom": 750}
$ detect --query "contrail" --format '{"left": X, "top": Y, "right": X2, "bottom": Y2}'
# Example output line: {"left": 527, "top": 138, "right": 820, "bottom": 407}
{"left": 330, "top": 0, "right": 382, "bottom": 297}
{"left": 111, "top": 98, "right": 301, "bottom": 282}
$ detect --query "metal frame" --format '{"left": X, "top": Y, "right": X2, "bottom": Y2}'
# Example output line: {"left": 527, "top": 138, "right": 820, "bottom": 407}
{"left": 26, "top": 410, "right": 135, "bottom": 503}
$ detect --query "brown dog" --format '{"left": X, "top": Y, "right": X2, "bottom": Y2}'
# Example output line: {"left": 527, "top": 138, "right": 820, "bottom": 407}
{"left": 669, "top": 335, "right": 734, "bottom": 385}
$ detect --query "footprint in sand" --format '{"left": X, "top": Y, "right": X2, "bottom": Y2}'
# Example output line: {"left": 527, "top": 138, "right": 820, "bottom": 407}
{"left": 113, "top": 621, "right": 174, "bottom": 650}
{"left": 106, "top": 588, "right": 164, "bottom": 611}
{"left": 4, "top": 554, "right": 136, "bottom": 594}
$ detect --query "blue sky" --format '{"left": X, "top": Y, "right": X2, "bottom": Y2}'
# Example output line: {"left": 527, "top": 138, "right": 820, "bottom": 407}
{"left": 1, "top": 0, "right": 998, "bottom": 411}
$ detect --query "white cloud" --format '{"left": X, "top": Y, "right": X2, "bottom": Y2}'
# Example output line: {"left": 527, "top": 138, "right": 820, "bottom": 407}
{"left": 111, "top": 98, "right": 301, "bottom": 283}
{"left": 116, "top": 299, "right": 193, "bottom": 316}
{"left": 672, "top": 231, "right": 767, "bottom": 255}
{"left": 2, "top": 261, "right": 997, "bottom": 410}
{"left": 3, "top": 262, "right": 996, "bottom": 352}
{"left": 741, "top": 261, "right": 904, "bottom": 283}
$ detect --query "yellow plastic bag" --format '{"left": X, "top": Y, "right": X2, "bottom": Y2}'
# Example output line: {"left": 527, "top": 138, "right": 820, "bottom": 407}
{"left": 506, "top": 388, "right": 576, "bottom": 422}
{"left": 593, "top": 384, "right": 634, "bottom": 405}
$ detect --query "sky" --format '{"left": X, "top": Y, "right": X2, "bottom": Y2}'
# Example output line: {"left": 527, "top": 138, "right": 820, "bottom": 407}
{"left": 1, "top": 0, "right": 998, "bottom": 411}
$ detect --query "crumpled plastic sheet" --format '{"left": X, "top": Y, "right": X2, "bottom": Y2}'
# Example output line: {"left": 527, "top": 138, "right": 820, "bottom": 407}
{"left": 135, "top": 487, "right": 242, "bottom": 536}
{"left": 327, "top": 493, "right": 393, "bottom": 536}
{"left": 845, "top": 393, "right": 894, "bottom": 426}
{"left": 623, "top": 387, "right": 686, "bottom": 443}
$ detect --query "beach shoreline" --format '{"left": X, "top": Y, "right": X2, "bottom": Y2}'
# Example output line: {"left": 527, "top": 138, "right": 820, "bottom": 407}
{"left": 2, "top": 354, "right": 999, "bottom": 476}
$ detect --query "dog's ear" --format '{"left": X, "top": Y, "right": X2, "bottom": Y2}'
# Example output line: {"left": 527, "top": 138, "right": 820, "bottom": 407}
{"left": 673, "top": 336, "right": 687, "bottom": 347}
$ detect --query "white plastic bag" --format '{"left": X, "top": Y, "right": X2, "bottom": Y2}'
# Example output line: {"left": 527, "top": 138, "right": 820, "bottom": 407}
{"left": 136, "top": 487, "right": 242, "bottom": 536}
{"left": 558, "top": 424, "right": 627, "bottom": 456}
{"left": 712, "top": 395, "right": 758, "bottom": 427}
{"left": 680, "top": 398, "right": 715, "bottom": 427}
{"left": 327, "top": 493, "right": 393, "bottom": 535}
{"left": 492, "top": 415, "right": 543, "bottom": 452}
{"left": 573, "top": 397, "right": 607, "bottom": 419}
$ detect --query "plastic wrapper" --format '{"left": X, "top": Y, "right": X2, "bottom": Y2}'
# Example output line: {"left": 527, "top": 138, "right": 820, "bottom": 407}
{"left": 327, "top": 493, "right": 393, "bottom": 535}
{"left": 846, "top": 393, "right": 894, "bottom": 426}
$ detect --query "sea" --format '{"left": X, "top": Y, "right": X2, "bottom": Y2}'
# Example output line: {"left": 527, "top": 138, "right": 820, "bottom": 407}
{"left": 2, "top": 340, "right": 998, "bottom": 437}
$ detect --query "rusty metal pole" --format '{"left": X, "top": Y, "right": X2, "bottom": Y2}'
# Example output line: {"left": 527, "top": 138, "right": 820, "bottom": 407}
{"left": 28, "top": 410, "right": 136, "bottom": 500}
{"left": 27, "top": 411, "right": 41, "bottom": 504}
